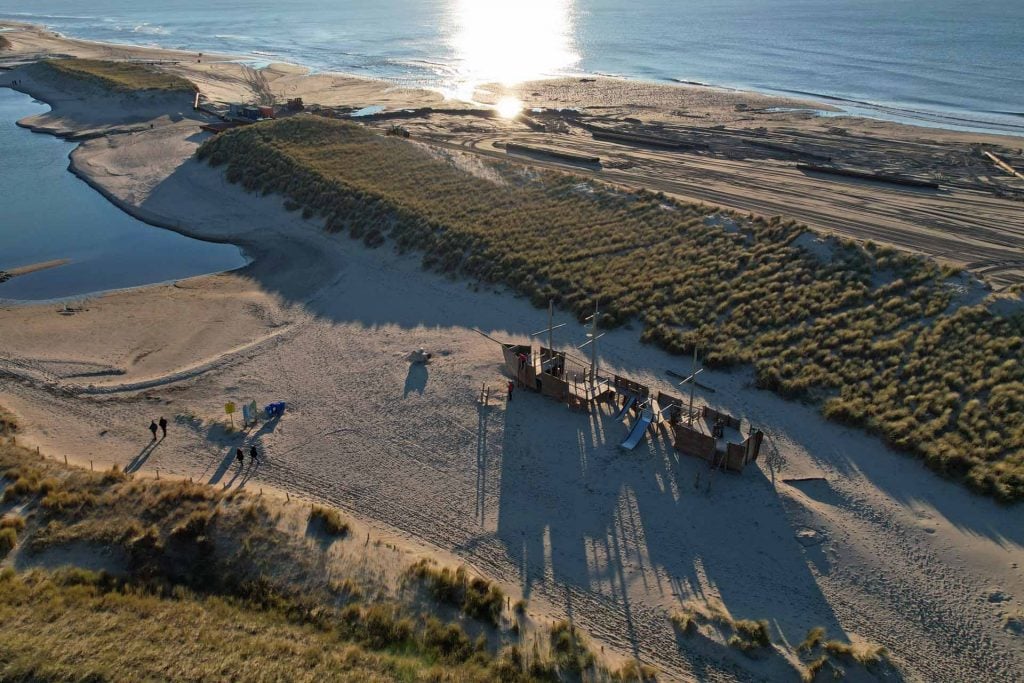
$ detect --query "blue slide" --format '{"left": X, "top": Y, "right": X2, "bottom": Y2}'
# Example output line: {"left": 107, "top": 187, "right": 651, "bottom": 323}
{"left": 614, "top": 394, "right": 636, "bottom": 421}
{"left": 620, "top": 410, "right": 653, "bottom": 450}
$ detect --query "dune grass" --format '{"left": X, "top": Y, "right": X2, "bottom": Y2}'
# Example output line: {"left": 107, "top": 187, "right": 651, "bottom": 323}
{"left": 0, "top": 423, "right": 647, "bottom": 681}
{"left": 0, "top": 35, "right": 10, "bottom": 51}
{"left": 309, "top": 504, "right": 350, "bottom": 536}
{"left": 0, "top": 567, "right": 493, "bottom": 683}
{"left": 671, "top": 600, "right": 773, "bottom": 657}
{"left": 0, "top": 528, "right": 16, "bottom": 558}
{"left": 406, "top": 558, "right": 505, "bottom": 625}
{"left": 669, "top": 603, "right": 894, "bottom": 678}
{"left": 198, "top": 116, "right": 1024, "bottom": 502}
{"left": 39, "top": 58, "right": 196, "bottom": 93}
{"left": 728, "top": 619, "right": 771, "bottom": 653}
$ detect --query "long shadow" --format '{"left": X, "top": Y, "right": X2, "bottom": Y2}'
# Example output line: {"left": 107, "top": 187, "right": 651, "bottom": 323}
{"left": 404, "top": 362, "right": 428, "bottom": 398}
{"left": 125, "top": 440, "right": 158, "bottom": 473}
{"left": 224, "top": 459, "right": 246, "bottom": 488}
{"left": 250, "top": 413, "right": 282, "bottom": 442}
{"left": 208, "top": 447, "right": 240, "bottom": 485}
{"left": 476, "top": 403, "right": 490, "bottom": 524}
{"left": 239, "top": 458, "right": 262, "bottom": 488}
{"left": 494, "top": 390, "right": 849, "bottom": 671}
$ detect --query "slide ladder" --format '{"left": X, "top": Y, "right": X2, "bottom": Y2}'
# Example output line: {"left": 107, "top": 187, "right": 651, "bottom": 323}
{"left": 620, "top": 409, "right": 653, "bottom": 450}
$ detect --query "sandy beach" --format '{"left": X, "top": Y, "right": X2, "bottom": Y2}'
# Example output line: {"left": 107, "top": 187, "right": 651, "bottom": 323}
{"left": 1, "top": 21, "right": 1023, "bottom": 681}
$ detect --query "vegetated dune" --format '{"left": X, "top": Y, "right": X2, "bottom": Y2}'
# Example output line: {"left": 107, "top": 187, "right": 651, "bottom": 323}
{"left": 36, "top": 58, "right": 197, "bottom": 93}
{"left": 197, "top": 117, "right": 1024, "bottom": 502}
{"left": 0, "top": 416, "right": 655, "bottom": 682}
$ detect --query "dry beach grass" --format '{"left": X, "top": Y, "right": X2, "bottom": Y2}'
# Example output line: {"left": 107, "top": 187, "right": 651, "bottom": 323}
{"left": 0, "top": 424, "right": 657, "bottom": 682}
{"left": 39, "top": 57, "right": 197, "bottom": 93}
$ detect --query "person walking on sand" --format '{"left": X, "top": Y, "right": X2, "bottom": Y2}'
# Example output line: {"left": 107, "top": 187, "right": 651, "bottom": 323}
{"left": 149, "top": 420, "right": 158, "bottom": 441}
{"left": 236, "top": 447, "right": 245, "bottom": 467}
{"left": 249, "top": 445, "right": 259, "bottom": 464}
{"left": 158, "top": 416, "right": 168, "bottom": 439}
{"left": 507, "top": 380, "right": 515, "bottom": 402}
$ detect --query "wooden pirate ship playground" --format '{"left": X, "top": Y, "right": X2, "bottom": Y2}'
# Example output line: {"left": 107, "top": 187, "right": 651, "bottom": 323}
{"left": 476, "top": 302, "right": 764, "bottom": 472}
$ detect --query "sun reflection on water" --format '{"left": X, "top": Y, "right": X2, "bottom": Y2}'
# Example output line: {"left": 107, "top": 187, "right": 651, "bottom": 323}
{"left": 447, "top": 0, "right": 579, "bottom": 104}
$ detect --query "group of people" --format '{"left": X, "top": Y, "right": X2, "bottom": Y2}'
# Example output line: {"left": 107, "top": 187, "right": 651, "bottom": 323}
{"left": 236, "top": 444, "right": 260, "bottom": 467}
{"left": 148, "top": 417, "right": 168, "bottom": 440}
{"left": 147, "top": 417, "right": 263, "bottom": 466}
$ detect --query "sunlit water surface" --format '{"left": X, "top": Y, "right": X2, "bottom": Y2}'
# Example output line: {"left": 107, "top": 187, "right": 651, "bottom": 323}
{"left": 2, "top": 0, "right": 1022, "bottom": 134}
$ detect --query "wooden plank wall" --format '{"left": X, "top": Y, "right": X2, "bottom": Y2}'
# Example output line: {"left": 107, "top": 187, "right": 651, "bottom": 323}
{"left": 702, "top": 405, "right": 741, "bottom": 430}
{"left": 673, "top": 424, "right": 717, "bottom": 460}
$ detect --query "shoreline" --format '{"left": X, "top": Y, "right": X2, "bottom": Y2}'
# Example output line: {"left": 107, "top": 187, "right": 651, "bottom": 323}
{"left": 6, "top": 16, "right": 1024, "bottom": 138}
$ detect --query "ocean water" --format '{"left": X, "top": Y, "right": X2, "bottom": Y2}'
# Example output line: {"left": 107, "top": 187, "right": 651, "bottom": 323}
{"left": 2, "top": 0, "right": 1023, "bottom": 135}
{"left": 0, "top": 89, "right": 247, "bottom": 301}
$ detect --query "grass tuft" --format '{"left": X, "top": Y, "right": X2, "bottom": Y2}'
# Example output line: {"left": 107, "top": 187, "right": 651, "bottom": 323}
{"left": 0, "top": 514, "right": 26, "bottom": 532}
{"left": 308, "top": 505, "right": 350, "bottom": 537}
{"left": 798, "top": 626, "right": 826, "bottom": 652}
{"left": 612, "top": 659, "right": 659, "bottom": 681}
{"left": 549, "top": 619, "right": 596, "bottom": 673}
{"left": 823, "top": 639, "right": 888, "bottom": 667}
{"left": 0, "top": 526, "right": 17, "bottom": 558}
{"left": 406, "top": 559, "right": 504, "bottom": 625}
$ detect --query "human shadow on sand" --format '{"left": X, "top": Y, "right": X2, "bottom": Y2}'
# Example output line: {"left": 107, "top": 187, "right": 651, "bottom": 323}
{"left": 125, "top": 439, "right": 158, "bottom": 474}
{"left": 403, "top": 362, "right": 428, "bottom": 398}
{"left": 208, "top": 447, "right": 242, "bottom": 486}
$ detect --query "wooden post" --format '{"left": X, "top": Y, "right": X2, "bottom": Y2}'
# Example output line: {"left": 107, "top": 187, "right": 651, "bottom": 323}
{"left": 548, "top": 299, "right": 554, "bottom": 356}
{"left": 688, "top": 345, "right": 697, "bottom": 427}
{"left": 589, "top": 301, "right": 598, "bottom": 385}
{"left": 90, "top": 460, "right": 94, "bottom": 471}
{"left": 156, "top": 468, "right": 160, "bottom": 480}
{"left": 64, "top": 455, "right": 68, "bottom": 465}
